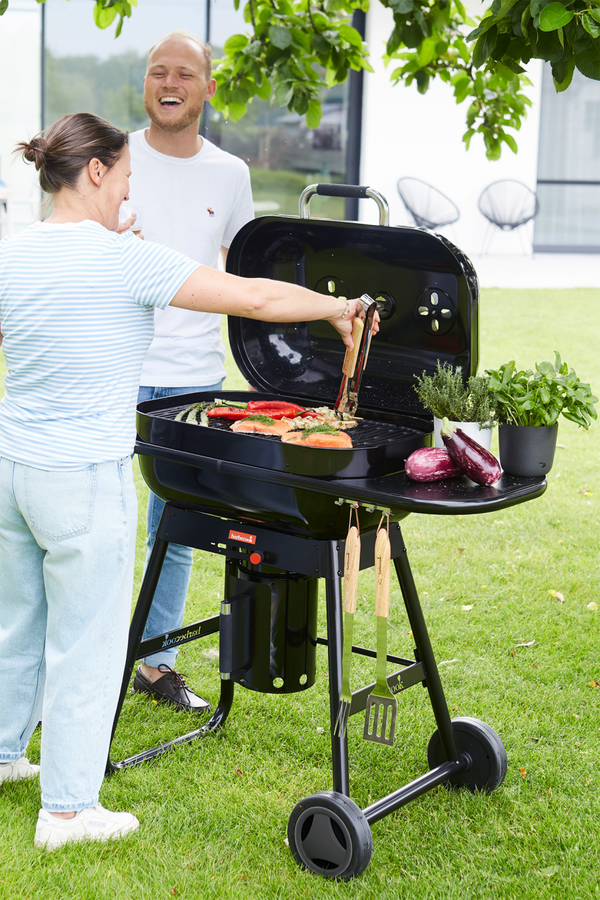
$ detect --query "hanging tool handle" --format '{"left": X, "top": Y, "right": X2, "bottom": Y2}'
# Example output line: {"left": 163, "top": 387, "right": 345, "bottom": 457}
{"left": 374, "top": 528, "right": 391, "bottom": 618}
{"left": 342, "top": 317, "right": 364, "bottom": 378}
{"left": 343, "top": 526, "right": 361, "bottom": 615}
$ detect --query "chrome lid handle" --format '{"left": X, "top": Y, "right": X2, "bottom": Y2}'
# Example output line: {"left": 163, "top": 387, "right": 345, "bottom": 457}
{"left": 299, "top": 184, "right": 390, "bottom": 227}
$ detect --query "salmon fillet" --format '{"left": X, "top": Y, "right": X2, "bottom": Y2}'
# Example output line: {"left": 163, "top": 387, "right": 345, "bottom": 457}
{"left": 281, "top": 431, "right": 352, "bottom": 449}
{"left": 230, "top": 418, "right": 291, "bottom": 436}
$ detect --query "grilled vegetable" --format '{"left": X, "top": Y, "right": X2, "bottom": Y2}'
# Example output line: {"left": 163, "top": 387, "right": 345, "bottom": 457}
{"left": 247, "top": 400, "right": 306, "bottom": 415}
{"left": 441, "top": 418, "right": 502, "bottom": 486}
{"left": 213, "top": 399, "right": 248, "bottom": 409}
{"left": 207, "top": 405, "right": 301, "bottom": 420}
{"left": 405, "top": 447, "right": 463, "bottom": 482}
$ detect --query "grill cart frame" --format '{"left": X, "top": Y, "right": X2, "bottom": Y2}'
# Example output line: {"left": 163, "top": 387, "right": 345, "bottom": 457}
{"left": 106, "top": 444, "right": 546, "bottom": 879}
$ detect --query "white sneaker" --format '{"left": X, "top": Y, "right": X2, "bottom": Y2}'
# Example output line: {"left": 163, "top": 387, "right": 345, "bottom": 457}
{"left": 0, "top": 757, "right": 40, "bottom": 785}
{"left": 34, "top": 803, "right": 139, "bottom": 851}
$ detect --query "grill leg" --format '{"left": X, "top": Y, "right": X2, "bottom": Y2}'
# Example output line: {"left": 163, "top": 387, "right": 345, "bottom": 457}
{"left": 324, "top": 540, "right": 350, "bottom": 796}
{"left": 393, "top": 536, "right": 460, "bottom": 764}
{"left": 105, "top": 528, "right": 170, "bottom": 773}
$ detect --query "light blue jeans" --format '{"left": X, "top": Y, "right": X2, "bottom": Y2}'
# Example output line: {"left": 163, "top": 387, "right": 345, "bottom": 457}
{"left": 137, "top": 382, "right": 223, "bottom": 669}
{"left": 0, "top": 456, "right": 137, "bottom": 812}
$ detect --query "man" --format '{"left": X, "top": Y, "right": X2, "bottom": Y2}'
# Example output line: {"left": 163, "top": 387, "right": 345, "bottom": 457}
{"left": 128, "top": 31, "right": 255, "bottom": 712}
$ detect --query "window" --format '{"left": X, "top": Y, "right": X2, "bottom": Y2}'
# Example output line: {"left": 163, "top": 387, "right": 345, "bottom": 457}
{"left": 534, "top": 64, "right": 600, "bottom": 253}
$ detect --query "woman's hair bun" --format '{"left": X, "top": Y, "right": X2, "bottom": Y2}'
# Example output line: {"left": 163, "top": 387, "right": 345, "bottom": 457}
{"left": 21, "top": 136, "right": 49, "bottom": 169}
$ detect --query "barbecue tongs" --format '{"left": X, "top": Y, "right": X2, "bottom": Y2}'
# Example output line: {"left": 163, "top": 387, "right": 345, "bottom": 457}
{"left": 335, "top": 293, "right": 377, "bottom": 417}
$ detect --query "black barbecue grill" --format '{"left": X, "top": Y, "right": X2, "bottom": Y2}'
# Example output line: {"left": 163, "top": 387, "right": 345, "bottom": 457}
{"left": 107, "top": 185, "right": 547, "bottom": 880}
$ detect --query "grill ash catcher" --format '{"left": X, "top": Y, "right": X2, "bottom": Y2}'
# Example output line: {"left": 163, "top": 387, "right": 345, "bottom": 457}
{"left": 107, "top": 185, "right": 547, "bottom": 880}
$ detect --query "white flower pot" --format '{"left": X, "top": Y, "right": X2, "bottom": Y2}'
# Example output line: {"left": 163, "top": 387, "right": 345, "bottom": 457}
{"left": 433, "top": 418, "right": 492, "bottom": 451}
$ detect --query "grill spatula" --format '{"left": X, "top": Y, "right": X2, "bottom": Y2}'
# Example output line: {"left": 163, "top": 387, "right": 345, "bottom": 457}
{"left": 363, "top": 526, "right": 397, "bottom": 747}
{"left": 333, "top": 521, "right": 361, "bottom": 738}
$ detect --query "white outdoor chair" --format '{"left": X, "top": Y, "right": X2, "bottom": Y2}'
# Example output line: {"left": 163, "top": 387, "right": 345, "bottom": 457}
{"left": 397, "top": 177, "right": 460, "bottom": 231}
{"left": 478, "top": 180, "right": 539, "bottom": 254}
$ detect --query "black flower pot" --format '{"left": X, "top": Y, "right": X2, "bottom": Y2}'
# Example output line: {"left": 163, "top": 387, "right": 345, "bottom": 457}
{"left": 498, "top": 423, "right": 559, "bottom": 477}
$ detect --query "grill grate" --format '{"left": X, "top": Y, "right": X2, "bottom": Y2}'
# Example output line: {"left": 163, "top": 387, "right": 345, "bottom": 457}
{"left": 154, "top": 404, "right": 423, "bottom": 451}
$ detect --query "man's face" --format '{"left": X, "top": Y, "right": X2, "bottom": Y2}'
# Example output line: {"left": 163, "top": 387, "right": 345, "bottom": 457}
{"left": 144, "top": 38, "right": 216, "bottom": 133}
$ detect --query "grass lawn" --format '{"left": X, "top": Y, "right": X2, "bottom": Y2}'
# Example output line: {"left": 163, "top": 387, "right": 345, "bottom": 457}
{"left": 0, "top": 288, "right": 599, "bottom": 899}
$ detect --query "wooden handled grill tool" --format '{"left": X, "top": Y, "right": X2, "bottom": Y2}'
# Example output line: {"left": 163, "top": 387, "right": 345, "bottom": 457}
{"left": 333, "top": 509, "right": 361, "bottom": 738}
{"left": 363, "top": 522, "right": 397, "bottom": 747}
{"left": 335, "top": 294, "right": 377, "bottom": 417}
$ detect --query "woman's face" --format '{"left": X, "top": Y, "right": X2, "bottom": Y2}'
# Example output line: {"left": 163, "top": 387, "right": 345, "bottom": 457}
{"left": 99, "top": 146, "right": 131, "bottom": 230}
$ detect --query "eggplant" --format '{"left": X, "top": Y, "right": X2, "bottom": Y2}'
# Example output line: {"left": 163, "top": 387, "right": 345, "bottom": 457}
{"left": 441, "top": 418, "right": 502, "bottom": 486}
{"left": 405, "top": 447, "right": 463, "bottom": 482}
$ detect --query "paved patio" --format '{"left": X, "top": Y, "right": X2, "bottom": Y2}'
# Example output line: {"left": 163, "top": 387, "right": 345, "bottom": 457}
{"left": 471, "top": 253, "right": 600, "bottom": 290}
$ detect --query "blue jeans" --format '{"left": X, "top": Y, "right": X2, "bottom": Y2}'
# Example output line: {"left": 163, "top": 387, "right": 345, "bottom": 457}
{"left": 0, "top": 456, "right": 137, "bottom": 812}
{"left": 137, "top": 382, "right": 224, "bottom": 669}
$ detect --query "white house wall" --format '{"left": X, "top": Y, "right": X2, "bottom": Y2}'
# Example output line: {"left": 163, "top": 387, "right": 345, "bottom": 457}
{"left": 360, "top": 3, "right": 543, "bottom": 257}
{"left": 0, "top": 0, "right": 42, "bottom": 228}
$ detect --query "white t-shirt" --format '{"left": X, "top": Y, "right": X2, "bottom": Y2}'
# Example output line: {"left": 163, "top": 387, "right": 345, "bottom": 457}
{"left": 0, "top": 221, "right": 198, "bottom": 469}
{"left": 128, "top": 130, "right": 255, "bottom": 387}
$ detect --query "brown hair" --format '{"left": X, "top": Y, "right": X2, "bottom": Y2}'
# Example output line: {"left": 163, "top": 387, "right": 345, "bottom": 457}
{"left": 147, "top": 30, "right": 212, "bottom": 79}
{"left": 16, "top": 113, "right": 128, "bottom": 195}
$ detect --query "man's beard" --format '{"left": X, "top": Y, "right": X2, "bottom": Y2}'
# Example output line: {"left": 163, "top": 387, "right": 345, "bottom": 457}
{"left": 144, "top": 96, "right": 205, "bottom": 133}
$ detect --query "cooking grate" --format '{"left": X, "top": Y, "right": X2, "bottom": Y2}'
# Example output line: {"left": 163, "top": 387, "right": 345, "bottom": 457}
{"left": 155, "top": 403, "right": 424, "bottom": 451}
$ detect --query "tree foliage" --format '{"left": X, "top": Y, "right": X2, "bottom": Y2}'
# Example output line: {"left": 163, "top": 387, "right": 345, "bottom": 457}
{"left": 2, "top": 0, "right": 599, "bottom": 158}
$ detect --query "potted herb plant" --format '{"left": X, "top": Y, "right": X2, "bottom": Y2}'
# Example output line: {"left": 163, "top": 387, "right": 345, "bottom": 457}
{"left": 414, "top": 361, "right": 496, "bottom": 450}
{"left": 486, "top": 353, "right": 598, "bottom": 476}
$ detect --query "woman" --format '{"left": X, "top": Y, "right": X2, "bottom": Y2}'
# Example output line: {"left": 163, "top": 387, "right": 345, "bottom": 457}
{"left": 0, "top": 113, "right": 371, "bottom": 851}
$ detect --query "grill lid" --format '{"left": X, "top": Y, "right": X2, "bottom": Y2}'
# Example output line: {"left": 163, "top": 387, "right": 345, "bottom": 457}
{"left": 226, "top": 198, "right": 479, "bottom": 417}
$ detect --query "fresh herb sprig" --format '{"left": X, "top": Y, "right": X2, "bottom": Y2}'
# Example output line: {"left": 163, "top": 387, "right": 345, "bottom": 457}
{"left": 486, "top": 353, "right": 598, "bottom": 429}
{"left": 301, "top": 424, "right": 341, "bottom": 440}
{"left": 245, "top": 415, "right": 275, "bottom": 425}
{"left": 414, "top": 362, "right": 496, "bottom": 426}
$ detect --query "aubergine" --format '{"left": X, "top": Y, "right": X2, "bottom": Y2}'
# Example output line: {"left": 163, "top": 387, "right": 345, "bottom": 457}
{"left": 405, "top": 447, "right": 463, "bottom": 482}
{"left": 441, "top": 418, "right": 502, "bottom": 486}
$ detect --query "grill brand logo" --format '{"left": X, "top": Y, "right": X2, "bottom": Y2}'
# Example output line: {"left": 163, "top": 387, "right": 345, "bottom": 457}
{"left": 228, "top": 530, "right": 256, "bottom": 545}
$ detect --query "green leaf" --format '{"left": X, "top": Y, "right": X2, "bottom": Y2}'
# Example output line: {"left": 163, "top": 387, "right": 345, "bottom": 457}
{"left": 312, "top": 33, "right": 331, "bottom": 56}
{"left": 338, "top": 24, "right": 363, "bottom": 47}
{"left": 0, "top": 0, "right": 9, "bottom": 14}
{"left": 269, "top": 25, "right": 292, "bottom": 50}
{"left": 462, "top": 127, "right": 475, "bottom": 149}
{"left": 389, "top": 0, "right": 414, "bottom": 12}
{"left": 455, "top": 37, "right": 471, "bottom": 63}
{"left": 256, "top": 78, "right": 272, "bottom": 100}
{"left": 418, "top": 38, "right": 436, "bottom": 66}
{"left": 575, "top": 44, "right": 600, "bottom": 80}
{"left": 502, "top": 132, "right": 518, "bottom": 153}
{"left": 581, "top": 14, "right": 600, "bottom": 39}
{"left": 539, "top": 3, "right": 574, "bottom": 32}
{"left": 589, "top": 9, "right": 600, "bottom": 25}
{"left": 473, "top": 27, "right": 498, "bottom": 68}
{"left": 552, "top": 55, "right": 575, "bottom": 89}
{"left": 275, "top": 82, "right": 294, "bottom": 106}
{"left": 224, "top": 34, "right": 249, "bottom": 54}
{"left": 226, "top": 102, "right": 248, "bottom": 123}
{"left": 93, "top": 2, "right": 118, "bottom": 30}
{"left": 305, "top": 98, "right": 323, "bottom": 129}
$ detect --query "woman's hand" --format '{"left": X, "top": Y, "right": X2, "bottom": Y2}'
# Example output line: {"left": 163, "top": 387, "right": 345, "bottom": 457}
{"left": 116, "top": 214, "right": 144, "bottom": 239}
{"left": 328, "top": 299, "right": 380, "bottom": 350}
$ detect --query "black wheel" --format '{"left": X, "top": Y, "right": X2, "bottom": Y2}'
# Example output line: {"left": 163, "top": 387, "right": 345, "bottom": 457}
{"left": 427, "top": 717, "right": 507, "bottom": 792}
{"left": 287, "top": 791, "right": 373, "bottom": 880}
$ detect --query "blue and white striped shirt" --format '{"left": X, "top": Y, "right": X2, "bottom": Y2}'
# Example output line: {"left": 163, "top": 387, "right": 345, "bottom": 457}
{"left": 0, "top": 220, "right": 199, "bottom": 469}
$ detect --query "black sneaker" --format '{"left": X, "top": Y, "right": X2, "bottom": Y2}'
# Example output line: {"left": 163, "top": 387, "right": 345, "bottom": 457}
{"left": 133, "top": 664, "right": 211, "bottom": 713}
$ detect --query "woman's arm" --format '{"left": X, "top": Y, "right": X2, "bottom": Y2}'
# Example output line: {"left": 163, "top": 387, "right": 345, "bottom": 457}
{"left": 169, "top": 267, "right": 376, "bottom": 349}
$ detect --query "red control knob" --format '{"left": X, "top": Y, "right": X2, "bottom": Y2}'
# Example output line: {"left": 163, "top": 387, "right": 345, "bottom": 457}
{"left": 249, "top": 552, "right": 263, "bottom": 565}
